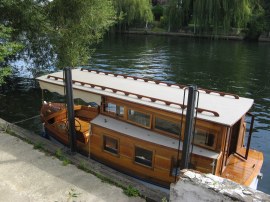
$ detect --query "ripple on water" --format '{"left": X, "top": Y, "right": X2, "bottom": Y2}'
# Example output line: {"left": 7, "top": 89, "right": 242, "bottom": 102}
{"left": 231, "top": 85, "right": 244, "bottom": 89}
{"left": 262, "top": 98, "right": 270, "bottom": 102}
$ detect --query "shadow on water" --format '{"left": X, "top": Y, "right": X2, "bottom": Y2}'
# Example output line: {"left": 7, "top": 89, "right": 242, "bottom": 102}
{"left": 0, "top": 34, "right": 269, "bottom": 194}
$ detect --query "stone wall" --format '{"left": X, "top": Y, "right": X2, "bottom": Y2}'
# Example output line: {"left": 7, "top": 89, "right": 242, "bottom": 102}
{"left": 170, "top": 170, "right": 270, "bottom": 202}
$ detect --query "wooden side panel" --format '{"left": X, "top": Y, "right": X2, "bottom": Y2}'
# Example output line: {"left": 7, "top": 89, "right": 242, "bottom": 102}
{"left": 90, "top": 124, "right": 219, "bottom": 186}
{"left": 75, "top": 106, "right": 99, "bottom": 121}
{"left": 120, "top": 145, "right": 133, "bottom": 158}
{"left": 155, "top": 155, "right": 171, "bottom": 170}
{"left": 214, "top": 152, "right": 223, "bottom": 175}
{"left": 104, "top": 97, "right": 224, "bottom": 152}
{"left": 90, "top": 133, "right": 102, "bottom": 146}
{"left": 191, "top": 154, "right": 213, "bottom": 173}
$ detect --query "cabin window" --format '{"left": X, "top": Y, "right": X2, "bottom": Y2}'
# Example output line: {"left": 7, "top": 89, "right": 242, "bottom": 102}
{"left": 134, "top": 147, "right": 153, "bottom": 167}
{"left": 103, "top": 136, "right": 118, "bottom": 154}
{"left": 194, "top": 128, "right": 216, "bottom": 148}
{"left": 154, "top": 116, "right": 181, "bottom": 136}
{"left": 127, "top": 109, "right": 150, "bottom": 128}
{"left": 105, "top": 103, "right": 124, "bottom": 117}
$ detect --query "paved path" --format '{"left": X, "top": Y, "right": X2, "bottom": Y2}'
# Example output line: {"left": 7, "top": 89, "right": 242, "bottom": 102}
{"left": 0, "top": 131, "right": 144, "bottom": 202}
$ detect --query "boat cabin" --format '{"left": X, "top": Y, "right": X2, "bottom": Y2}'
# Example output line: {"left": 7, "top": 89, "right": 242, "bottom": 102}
{"left": 37, "top": 68, "right": 263, "bottom": 188}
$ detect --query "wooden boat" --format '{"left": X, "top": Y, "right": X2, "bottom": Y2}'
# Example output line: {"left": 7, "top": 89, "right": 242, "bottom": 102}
{"left": 37, "top": 68, "right": 263, "bottom": 189}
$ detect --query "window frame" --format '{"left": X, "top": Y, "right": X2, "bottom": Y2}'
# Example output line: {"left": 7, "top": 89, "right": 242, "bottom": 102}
{"left": 192, "top": 126, "right": 218, "bottom": 150}
{"left": 153, "top": 115, "right": 182, "bottom": 138}
{"left": 103, "top": 135, "right": 119, "bottom": 156}
{"left": 126, "top": 107, "right": 152, "bottom": 129}
{"left": 134, "top": 146, "right": 154, "bottom": 168}
{"left": 102, "top": 101, "right": 125, "bottom": 119}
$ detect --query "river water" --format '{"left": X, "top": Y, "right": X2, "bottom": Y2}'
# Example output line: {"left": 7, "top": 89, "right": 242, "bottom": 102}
{"left": 0, "top": 34, "right": 269, "bottom": 193}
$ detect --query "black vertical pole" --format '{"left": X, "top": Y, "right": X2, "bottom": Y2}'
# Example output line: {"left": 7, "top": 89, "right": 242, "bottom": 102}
{"left": 64, "top": 67, "right": 76, "bottom": 152}
{"left": 181, "top": 85, "right": 197, "bottom": 169}
{"left": 245, "top": 112, "right": 255, "bottom": 159}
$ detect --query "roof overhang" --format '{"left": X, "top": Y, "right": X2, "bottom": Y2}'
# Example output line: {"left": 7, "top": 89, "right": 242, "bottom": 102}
{"left": 36, "top": 68, "right": 254, "bottom": 127}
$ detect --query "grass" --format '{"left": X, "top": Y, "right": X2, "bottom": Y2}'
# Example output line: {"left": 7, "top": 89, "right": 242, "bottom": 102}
{"left": 55, "top": 148, "right": 70, "bottom": 166}
{"left": 123, "top": 185, "right": 140, "bottom": 197}
{"left": 67, "top": 188, "right": 81, "bottom": 201}
{"left": 162, "top": 196, "right": 168, "bottom": 202}
{"left": 33, "top": 142, "right": 44, "bottom": 150}
{"left": 78, "top": 160, "right": 86, "bottom": 170}
{"left": 75, "top": 160, "right": 142, "bottom": 197}
{"left": 62, "top": 158, "right": 70, "bottom": 166}
{"left": 152, "top": 27, "right": 166, "bottom": 32}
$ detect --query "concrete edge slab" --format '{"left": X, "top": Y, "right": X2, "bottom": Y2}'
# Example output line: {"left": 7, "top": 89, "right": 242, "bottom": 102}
{"left": 0, "top": 118, "right": 169, "bottom": 202}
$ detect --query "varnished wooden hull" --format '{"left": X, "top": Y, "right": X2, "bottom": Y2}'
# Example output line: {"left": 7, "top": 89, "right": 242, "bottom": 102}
{"left": 41, "top": 102, "right": 263, "bottom": 189}
{"left": 41, "top": 103, "right": 98, "bottom": 154}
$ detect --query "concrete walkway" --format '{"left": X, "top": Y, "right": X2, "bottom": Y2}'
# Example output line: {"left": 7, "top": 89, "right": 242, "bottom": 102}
{"left": 0, "top": 131, "right": 144, "bottom": 202}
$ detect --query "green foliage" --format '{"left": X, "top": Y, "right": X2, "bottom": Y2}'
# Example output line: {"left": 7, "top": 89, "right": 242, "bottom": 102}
{"left": 123, "top": 185, "right": 140, "bottom": 197}
{"left": 0, "top": 24, "right": 23, "bottom": 85}
{"left": 163, "top": 0, "right": 255, "bottom": 34}
{"left": 246, "top": 1, "right": 265, "bottom": 40}
{"left": 48, "top": 0, "right": 116, "bottom": 68}
{"left": 192, "top": 0, "right": 252, "bottom": 34}
{"left": 112, "top": 0, "right": 153, "bottom": 30}
{"left": 0, "top": 0, "right": 116, "bottom": 73}
{"left": 164, "top": 0, "right": 182, "bottom": 31}
{"left": 262, "top": 0, "right": 270, "bottom": 32}
{"left": 0, "top": 0, "right": 53, "bottom": 74}
{"left": 152, "top": 5, "right": 164, "bottom": 21}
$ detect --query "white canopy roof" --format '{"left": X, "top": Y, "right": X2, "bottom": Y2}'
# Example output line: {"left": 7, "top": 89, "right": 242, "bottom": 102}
{"left": 36, "top": 68, "right": 254, "bottom": 126}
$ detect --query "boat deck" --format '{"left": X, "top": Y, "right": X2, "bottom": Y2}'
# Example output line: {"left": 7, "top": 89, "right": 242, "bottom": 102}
{"left": 75, "top": 118, "right": 90, "bottom": 134}
{"left": 51, "top": 117, "right": 90, "bottom": 144}
{"left": 221, "top": 148, "right": 263, "bottom": 186}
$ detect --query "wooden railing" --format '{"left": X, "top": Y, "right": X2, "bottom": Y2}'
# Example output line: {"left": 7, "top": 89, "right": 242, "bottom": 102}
{"left": 80, "top": 68, "right": 239, "bottom": 99}
{"left": 47, "top": 74, "right": 220, "bottom": 117}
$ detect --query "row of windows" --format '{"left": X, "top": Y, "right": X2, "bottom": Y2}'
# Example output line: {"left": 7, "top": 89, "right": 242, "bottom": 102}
{"left": 103, "top": 135, "right": 153, "bottom": 167}
{"left": 104, "top": 102, "right": 180, "bottom": 134}
{"left": 103, "top": 102, "right": 216, "bottom": 149}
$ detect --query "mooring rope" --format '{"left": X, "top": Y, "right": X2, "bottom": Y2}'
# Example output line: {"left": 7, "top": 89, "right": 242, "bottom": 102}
{"left": 2, "top": 114, "right": 40, "bottom": 132}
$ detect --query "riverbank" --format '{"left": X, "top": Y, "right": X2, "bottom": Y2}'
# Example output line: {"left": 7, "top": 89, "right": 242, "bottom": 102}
{"left": 0, "top": 118, "right": 168, "bottom": 201}
{"left": 121, "top": 29, "right": 270, "bottom": 42}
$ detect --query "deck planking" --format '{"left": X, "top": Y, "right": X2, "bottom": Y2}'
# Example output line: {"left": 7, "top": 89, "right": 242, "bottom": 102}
{"left": 221, "top": 149, "right": 263, "bottom": 186}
